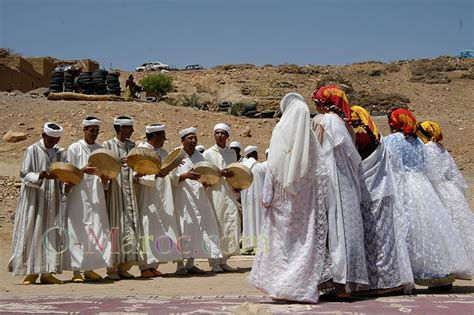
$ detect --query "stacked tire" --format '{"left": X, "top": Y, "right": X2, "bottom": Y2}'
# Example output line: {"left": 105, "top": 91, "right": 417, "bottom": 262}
{"left": 64, "top": 69, "right": 80, "bottom": 92}
{"left": 49, "top": 71, "right": 64, "bottom": 93}
{"left": 77, "top": 72, "right": 94, "bottom": 95}
{"left": 92, "top": 69, "right": 108, "bottom": 95}
{"left": 106, "top": 72, "right": 121, "bottom": 96}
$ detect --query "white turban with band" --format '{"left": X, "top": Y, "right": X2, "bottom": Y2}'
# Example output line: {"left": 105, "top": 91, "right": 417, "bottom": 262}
{"left": 82, "top": 118, "right": 101, "bottom": 127}
{"left": 196, "top": 145, "right": 206, "bottom": 152}
{"left": 214, "top": 123, "right": 231, "bottom": 136}
{"left": 243, "top": 145, "right": 257, "bottom": 156}
{"left": 145, "top": 124, "right": 166, "bottom": 133}
{"left": 113, "top": 117, "right": 134, "bottom": 126}
{"left": 230, "top": 141, "right": 242, "bottom": 150}
{"left": 180, "top": 127, "right": 197, "bottom": 138}
{"left": 43, "top": 122, "right": 64, "bottom": 138}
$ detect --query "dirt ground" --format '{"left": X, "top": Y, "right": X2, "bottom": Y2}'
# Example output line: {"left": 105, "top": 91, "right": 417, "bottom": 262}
{"left": 0, "top": 57, "right": 473, "bottom": 301}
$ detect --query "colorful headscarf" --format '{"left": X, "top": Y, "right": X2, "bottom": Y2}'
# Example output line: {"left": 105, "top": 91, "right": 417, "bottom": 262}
{"left": 417, "top": 121, "right": 443, "bottom": 143}
{"left": 388, "top": 108, "right": 417, "bottom": 136}
{"left": 351, "top": 105, "right": 380, "bottom": 140}
{"left": 311, "top": 85, "right": 351, "bottom": 122}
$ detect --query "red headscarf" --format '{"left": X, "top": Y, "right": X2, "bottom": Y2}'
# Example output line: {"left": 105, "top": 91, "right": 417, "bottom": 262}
{"left": 311, "top": 85, "right": 351, "bottom": 122}
{"left": 388, "top": 108, "right": 417, "bottom": 136}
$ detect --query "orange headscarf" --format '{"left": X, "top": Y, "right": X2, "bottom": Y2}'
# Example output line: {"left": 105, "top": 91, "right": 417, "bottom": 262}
{"left": 417, "top": 121, "right": 443, "bottom": 143}
{"left": 351, "top": 105, "right": 380, "bottom": 140}
{"left": 311, "top": 85, "right": 351, "bottom": 122}
{"left": 388, "top": 108, "right": 417, "bottom": 136}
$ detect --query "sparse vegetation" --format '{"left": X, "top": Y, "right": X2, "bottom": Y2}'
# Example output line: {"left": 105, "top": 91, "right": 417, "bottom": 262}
{"left": 181, "top": 93, "right": 200, "bottom": 108}
{"left": 139, "top": 74, "right": 174, "bottom": 99}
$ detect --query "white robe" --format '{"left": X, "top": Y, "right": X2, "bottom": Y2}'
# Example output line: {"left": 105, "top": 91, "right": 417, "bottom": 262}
{"left": 359, "top": 140, "right": 414, "bottom": 289}
{"left": 103, "top": 138, "right": 142, "bottom": 265}
{"left": 9, "top": 140, "right": 66, "bottom": 276}
{"left": 64, "top": 140, "right": 112, "bottom": 271}
{"left": 203, "top": 145, "right": 241, "bottom": 258}
{"left": 135, "top": 142, "right": 183, "bottom": 265}
{"left": 312, "top": 113, "right": 369, "bottom": 291}
{"left": 424, "top": 141, "right": 474, "bottom": 276}
{"left": 241, "top": 157, "right": 266, "bottom": 251}
{"left": 383, "top": 133, "right": 471, "bottom": 281}
{"left": 171, "top": 150, "right": 222, "bottom": 259}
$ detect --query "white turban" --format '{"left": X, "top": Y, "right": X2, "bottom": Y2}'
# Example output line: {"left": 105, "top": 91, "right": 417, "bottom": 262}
{"left": 43, "top": 122, "right": 64, "bottom": 138}
{"left": 180, "top": 127, "right": 197, "bottom": 138}
{"left": 145, "top": 124, "right": 166, "bottom": 133}
{"left": 82, "top": 118, "right": 101, "bottom": 127}
{"left": 214, "top": 123, "right": 231, "bottom": 136}
{"left": 113, "top": 117, "right": 134, "bottom": 126}
{"left": 243, "top": 145, "right": 257, "bottom": 156}
{"left": 229, "top": 141, "right": 242, "bottom": 150}
{"left": 195, "top": 145, "right": 206, "bottom": 152}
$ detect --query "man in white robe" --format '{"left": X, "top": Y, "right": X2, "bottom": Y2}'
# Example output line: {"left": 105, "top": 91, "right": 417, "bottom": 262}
{"left": 230, "top": 141, "right": 244, "bottom": 162}
{"left": 103, "top": 116, "right": 142, "bottom": 279}
{"left": 64, "top": 117, "right": 112, "bottom": 282}
{"left": 241, "top": 146, "right": 266, "bottom": 253}
{"left": 9, "top": 123, "right": 66, "bottom": 285}
{"left": 203, "top": 123, "right": 241, "bottom": 272}
{"left": 135, "top": 124, "right": 183, "bottom": 278}
{"left": 171, "top": 127, "right": 222, "bottom": 274}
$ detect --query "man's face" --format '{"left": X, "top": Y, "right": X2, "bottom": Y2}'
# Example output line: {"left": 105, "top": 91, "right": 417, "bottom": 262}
{"left": 214, "top": 129, "right": 229, "bottom": 147}
{"left": 182, "top": 134, "right": 198, "bottom": 152}
{"left": 84, "top": 125, "right": 100, "bottom": 144}
{"left": 156, "top": 131, "right": 166, "bottom": 147}
{"left": 120, "top": 125, "right": 134, "bottom": 139}
{"left": 42, "top": 134, "right": 60, "bottom": 148}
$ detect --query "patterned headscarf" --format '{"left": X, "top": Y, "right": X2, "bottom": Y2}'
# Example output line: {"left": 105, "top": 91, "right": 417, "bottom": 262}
{"left": 351, "top": 105, "right": 380, "bottom": 140}
{"left": 417, "top": 121, "right": 443, "bottom": 143}
{"left": 388, "top": 108, "right": 417, "bottom": 136}
{"left": 311, "top": 85, "right": 352, "bottom": 122}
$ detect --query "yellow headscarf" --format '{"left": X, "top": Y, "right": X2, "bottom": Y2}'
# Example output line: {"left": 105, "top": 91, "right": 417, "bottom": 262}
{"left": 350, "top": 105, "right": 380, "bottom": 140}
{"left": 417, "top": 121, "right": 443, "bottom": 143}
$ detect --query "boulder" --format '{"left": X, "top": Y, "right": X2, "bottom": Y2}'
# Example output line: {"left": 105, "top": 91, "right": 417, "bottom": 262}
{"left": 3, "top": 130, "right": 27, "bottom": 143}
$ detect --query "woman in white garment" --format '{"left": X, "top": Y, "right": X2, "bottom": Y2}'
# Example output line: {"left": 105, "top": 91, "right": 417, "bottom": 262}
{"left": 311, "top": 85, "right": 369, "bottom": 296}
{"left": 417, "top": 120, "right": 474, "bottom": 277}
{"left": 383, "top": 108, "right": 471, "bottom": 291}
{"left": 351, "top": 106, "right": 414, "bottom": 294}
{"left": 248, "top": 92, "right": 331, "bottom": 303}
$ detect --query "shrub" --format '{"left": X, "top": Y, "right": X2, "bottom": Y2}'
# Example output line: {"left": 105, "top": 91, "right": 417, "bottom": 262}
{"left": 139, "top": 74, "right": 173, "bottom": 99}
{"left": 181, "top": 93, "right": 200, "bottom": 108}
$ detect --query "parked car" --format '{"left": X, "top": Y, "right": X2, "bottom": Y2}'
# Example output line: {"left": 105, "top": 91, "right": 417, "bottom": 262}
{"left": 456, "top": 50, "right": 474, "bottom": 59}
{"left": 184, "top": 64, "right": 204, "bottom": 70}
{"left": 135, "top": 61, "right": 169, "bottom": 72}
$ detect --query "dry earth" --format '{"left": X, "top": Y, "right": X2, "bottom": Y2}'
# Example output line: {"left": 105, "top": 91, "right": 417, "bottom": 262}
{"left": 0, "top": 57, "right": 473, "bottom": 298}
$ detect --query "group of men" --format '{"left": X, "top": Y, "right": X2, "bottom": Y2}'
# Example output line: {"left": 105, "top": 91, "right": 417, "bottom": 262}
{"left": 9, "top": 117, "right": 268, "bottom": 285}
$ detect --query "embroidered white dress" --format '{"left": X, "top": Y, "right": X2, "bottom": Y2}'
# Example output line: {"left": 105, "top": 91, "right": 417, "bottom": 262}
{"left": 424, "top": 141, "right": 474, "bottom": 276}
{"left": 312, "top": 113, "right": 369, "bottom": 291}
{"left": 383, "top": 133, "right": 471, "bottom": 281}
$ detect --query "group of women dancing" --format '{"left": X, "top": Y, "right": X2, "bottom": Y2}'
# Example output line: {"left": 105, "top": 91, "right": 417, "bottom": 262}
{"left": 249, "top": 85, "right": 474, "bottom": 303}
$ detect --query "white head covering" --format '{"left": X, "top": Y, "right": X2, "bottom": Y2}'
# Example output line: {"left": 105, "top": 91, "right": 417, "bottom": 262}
{"left": 214, "top": 123, "right": 231, "bottom": 136}
{"left": 195, "top": 145, "right": 206, "bottom": 152}
{"left": 229, "top": 141, "right": 242, "bottom": 150}
{"left": 243, "top": 145, "right": 257, "bottom": 156}
{"left": 180, "top": 127, "right": 197, "bottom": 138}
{"left": 145, "top": 124, "right": 166, "bottom": 133}
{"left": 113, "top": 117, "right": 134, "bottom": 126}
{"left": 267, "top": 92, "right": 316, "bottom": 194}
{"left": 43, "top": 122, "right": 64, "bottom": 138}
{"left": 82, "top": 118, "right": 101, "bottom": 127}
